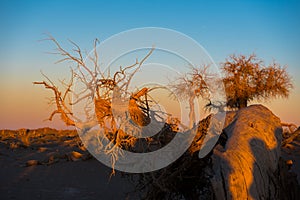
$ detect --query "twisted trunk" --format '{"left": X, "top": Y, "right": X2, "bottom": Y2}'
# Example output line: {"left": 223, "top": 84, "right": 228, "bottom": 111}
{"left": 209, "top": 105, "right": 299, "bottom": 199}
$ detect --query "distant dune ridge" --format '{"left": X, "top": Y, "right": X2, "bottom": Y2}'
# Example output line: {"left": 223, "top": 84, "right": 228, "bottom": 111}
{"left": 0, "top": 104, "right": 299, "bottom": 199}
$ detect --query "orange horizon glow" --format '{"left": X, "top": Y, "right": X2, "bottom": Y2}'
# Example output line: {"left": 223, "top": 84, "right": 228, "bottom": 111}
{"left": 0, "top": 77, "right": 299, "bottom": 130}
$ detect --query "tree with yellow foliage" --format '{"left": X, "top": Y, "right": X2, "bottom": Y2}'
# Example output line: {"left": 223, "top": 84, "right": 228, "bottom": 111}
{"left": 222, "top": 54, "right": 293, "bottom": 109}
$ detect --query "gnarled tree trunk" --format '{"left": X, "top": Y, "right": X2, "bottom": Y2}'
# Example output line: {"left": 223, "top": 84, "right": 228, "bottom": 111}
{"left": 208, "top": 105, "right": 299, "bottom": 199}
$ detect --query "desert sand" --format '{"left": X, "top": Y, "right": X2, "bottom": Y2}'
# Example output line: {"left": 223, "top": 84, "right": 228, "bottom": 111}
{"left": 0, "top": 128, "right": 135, "bottom": 199}
{"left": 0, "top": 106, "right": 299, "bottom": 199}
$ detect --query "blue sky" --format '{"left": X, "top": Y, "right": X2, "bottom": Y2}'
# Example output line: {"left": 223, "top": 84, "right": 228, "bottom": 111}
{"left": 0, "top": 0, "right": 299, "bottom": 129}
{"left": 1, "top": 0, "right": 299, "bottom": 62}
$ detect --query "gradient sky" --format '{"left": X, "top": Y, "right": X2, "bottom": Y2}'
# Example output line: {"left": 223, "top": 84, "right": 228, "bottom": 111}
{"left": 0, "top": 0, "right": 299, "bottom": 129}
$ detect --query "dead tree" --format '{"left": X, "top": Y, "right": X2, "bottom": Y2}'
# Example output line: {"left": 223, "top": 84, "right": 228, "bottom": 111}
{"left": 170, "top": 65, "right": 214, "bottom": 128}
{"left": 34, "top": 35, "right": 161, "bottom": 172}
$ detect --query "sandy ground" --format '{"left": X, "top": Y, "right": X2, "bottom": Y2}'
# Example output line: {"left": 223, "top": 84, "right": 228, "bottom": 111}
{"left": 281, "top": 132, "right": 300, "bottom": 184}
{"left": 0, "top": 128, "right": 136, "bottom": 200}
{"left": 0, "top": 126, "right": 299, "bottom": 200}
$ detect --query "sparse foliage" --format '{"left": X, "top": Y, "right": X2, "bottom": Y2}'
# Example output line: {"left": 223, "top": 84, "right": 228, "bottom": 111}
{"left": 171, "top": 65, "right": 214, "bottom": 127}
{"left": 222, "top": 54, "right": 293, "bottom": 109}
